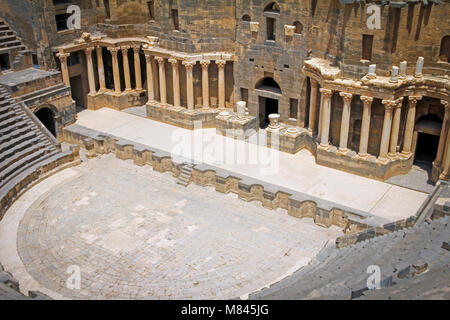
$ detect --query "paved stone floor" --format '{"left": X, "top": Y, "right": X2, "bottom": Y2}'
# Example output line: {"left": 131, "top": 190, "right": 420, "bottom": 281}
{"left": 75, "top": 108, "right": 428, "bottom": 223}
{"left": 1, "top": 155, "right": 341, "bottom": 300}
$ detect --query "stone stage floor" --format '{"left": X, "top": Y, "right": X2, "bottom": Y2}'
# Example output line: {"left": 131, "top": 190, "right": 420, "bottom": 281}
{"left": 76, "top": 107, "right": 428, "bottom": 223}
{"left": 0, "top": 155, "right": 341, "bottom": 299}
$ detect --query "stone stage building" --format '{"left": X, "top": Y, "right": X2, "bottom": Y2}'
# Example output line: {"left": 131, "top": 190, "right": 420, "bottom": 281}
{"left": 0, "top": 0, "right": 449, "bottom": 183}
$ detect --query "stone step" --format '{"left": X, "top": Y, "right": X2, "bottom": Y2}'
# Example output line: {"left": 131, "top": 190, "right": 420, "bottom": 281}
{"left": 0, "top": 116, "right": 18, "bottom": 130}
{"left": 0, "top": 147, "right": 57, "bottom": 188}
{"left": 0, "top": 136, "right": 45, "bottom": 166}
{"left": 0, "top": 118, "right": 29, "bottom": 136}
{"left": 0, "top": 130, "right": 37, "bottom": 154}
{"left": 0, "top": 126, "right": 32, "bottom": 145}
{"left": 0, "top": 40, "right": 21, "bottom": 49}
{"left": 0, "top": 35, "right": 16, "bottom": 43}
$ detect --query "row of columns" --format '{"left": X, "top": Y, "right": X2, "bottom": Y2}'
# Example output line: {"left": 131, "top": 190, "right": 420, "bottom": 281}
{"left": 58, "top": 45, "right": 144, "bottom": 96}
{"left": 307, "top": 79, "right": 450, "bottom": 172}
{"left": 146, "top": 56, "right": 227, "bottom": 110}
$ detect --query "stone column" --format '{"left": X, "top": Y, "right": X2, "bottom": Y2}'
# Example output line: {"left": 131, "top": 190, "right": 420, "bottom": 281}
{"left": 95, "top": 46, "right": 106, "bottom": 92}
{"left": 379, "top": 100, "right": 396, "bottom": 162}
{"left": 401, "top": 96, "right": 422, "bottom": 156}
{"left": 133, "top": 46, "right": 142, "bottom": 91}
{"left": 121, "top": 46, "right": 132, "bottom": 92}
{"left": 388, "top": 98, "right": 404, "bottom": 158}
{"left": 358, "top": 96, "right": 373, "bottom": 158}
{"left": 319, "top": 88, "right": 333, "bottom": 148}
{"left": 434, "top": 100, "right": 450, "bottom": 167}
{"left": 144, "top": 53, "right": 154, "bottom": 103}
{"left": 216, "top": 59, "right": 226, "bottom": 108}
{"left": 84, "top": 47, "right": 96, "bottom": 94}
{"left": 200, "top": 60, "right": 210, "bottom": 108}
{"left": 108, "top": 47, "right": 121, "bottom": 94}
{"left": 183, "top": 61, "right": 195, "bottom": 110}
{"left": 308, "top": 79, "right": 318, "bottom": 133}
{"left": 338, "top": 92, "right": 353, "bottom": 153}
{"left": 169, "top": 58, "right": 180, "bottom": 107}
{"left": 439, "top": 118, "right": 450, "bottom": 180}
{"left": 155, "top": 56, "right": 166, "bottom": 105}
{"left": 57, "top": 52, "right": 70, "bottom": 87}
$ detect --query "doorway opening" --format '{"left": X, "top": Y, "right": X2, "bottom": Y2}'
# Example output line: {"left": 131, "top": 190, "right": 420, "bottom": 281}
{"left": 35, "top": 108, "right": 56, "bottom": 137}
{"left": 414, "top": 114, "right": 443, "bottom": 176}
{"left": 69, "top": 75, "right": 86, "bottom": 112}
{"left": 258, "top": 96, "right": 278, "bottom": 129}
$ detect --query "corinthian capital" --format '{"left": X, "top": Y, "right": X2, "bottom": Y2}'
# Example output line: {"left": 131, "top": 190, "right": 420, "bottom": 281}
{"left": 215, "top": 59, "right": 226, "bottom": 69}
{"left": 319, "top": 88, "right": 333, "bottom": 97}
{"left": 182, "top": 60, "right": 196, "bottom": 70}
{"left": 339, "top": 92, "right": 353, "bottom": 102}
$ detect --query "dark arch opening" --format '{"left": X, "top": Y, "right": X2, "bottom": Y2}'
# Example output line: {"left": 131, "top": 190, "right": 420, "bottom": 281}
{"left": 414, "top": 113, "right": 442, "bottom": 170}
{"left": 255, "top": 77, "right": 282, "bottom": 94}
{"left": 241, "top": 14, "right": 251, "bottom": 22}
{"left": 35, "top": 108, "right": 56, "bottom": 137}
{"left": 264, "top": 2, "right": 280, "bottom": 13}
{"left": 439, "top": 36, "right": 450, "bottom": 63}
{"left": 293, "top": 21, "right": 303, "bottom": 34}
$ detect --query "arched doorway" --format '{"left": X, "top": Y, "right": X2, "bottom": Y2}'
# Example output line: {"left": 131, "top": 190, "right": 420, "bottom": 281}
{"left": 255, "top": 77, "right": 281, "bottom": 129}
{"left": 35, "top": 107, "right": 56, "bottom": 137}
{"left": 414, "top": 114, "right": 442, "bottom": 171}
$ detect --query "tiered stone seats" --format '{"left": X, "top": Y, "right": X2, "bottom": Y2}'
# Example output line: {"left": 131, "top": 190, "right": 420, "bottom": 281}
{"left": 250, "top": 215, "right": 450, "bottom": 300}
{"left": 0, "top": 86, "right": 60, "bottom": 190}
{"left": 0, "top": 85, "right": 80, "bottom": 221}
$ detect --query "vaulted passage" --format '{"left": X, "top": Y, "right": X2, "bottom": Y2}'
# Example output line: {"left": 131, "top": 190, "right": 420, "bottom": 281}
{"left": 35, "top": 107, "right": 56, "bottom": 137}
{"left": 259, "top": 96, "right": 278, "bottom": 129}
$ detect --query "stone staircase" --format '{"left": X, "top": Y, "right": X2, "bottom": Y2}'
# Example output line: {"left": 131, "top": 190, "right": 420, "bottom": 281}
{"left": 0, "top": 18, "right": 28, "bottom": 71}
{"left": 176, "top": 163, "right": 195, "bottom": 187}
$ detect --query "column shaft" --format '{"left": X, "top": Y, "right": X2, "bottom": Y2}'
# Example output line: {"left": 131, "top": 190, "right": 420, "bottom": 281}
{"left": 57, "top": 53, "right": 70, "bottom": 87}
{"left": 133, "top": 47, "right": 142, "bottom": 90}
{"left": 379, "top": 100, "right": 396, "bottom": 161}
{"left": 319, "top": 88, "right": 333, "bottom": 147}
{"left": 84, "top": 47, "right": 96, "bottom": 94}
{"left": 402, "top": 96, "right": 422, "bottom": 155}
{"left": 435, "top": 101, "right": 450, "bottom": 166}
{"left": 96, "top": 47, "right": 106, "bottom": 92}
{"left": 108, "top": 47, "right": 121, "bottom": 94}
{"left": 169, "top": 58, "right": 180, "bottom": 107}
{"left": 121, "top": 46, "right": 132, "bottom": 91}
{"left": 145, "top": 53, "right": 154, "bottom": 102}
{"left": 338, "top": 92, "right": 353, "bottom": 152}
{"left": 156, "top": 56, "right": 166, "bottom": 104}
{"left": 183, "top": 61, "right": 195, "bottom": 110}
{"left": 201, "top": 60, "right": 210, "bottom": 108}
{"left": 359, "top": 96, "right": 373, "bottom": 157}
{"left": 308, "top": 79, "right": 318, "bottom": 133}
{"left": 439, "top": 118, "right": 450, "bottom": 180}
{"left": 216, "top": 60, "right": 226, "bottom": 108}
{"left": 388, "top": 98, "right": 404, "bottom": 157}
